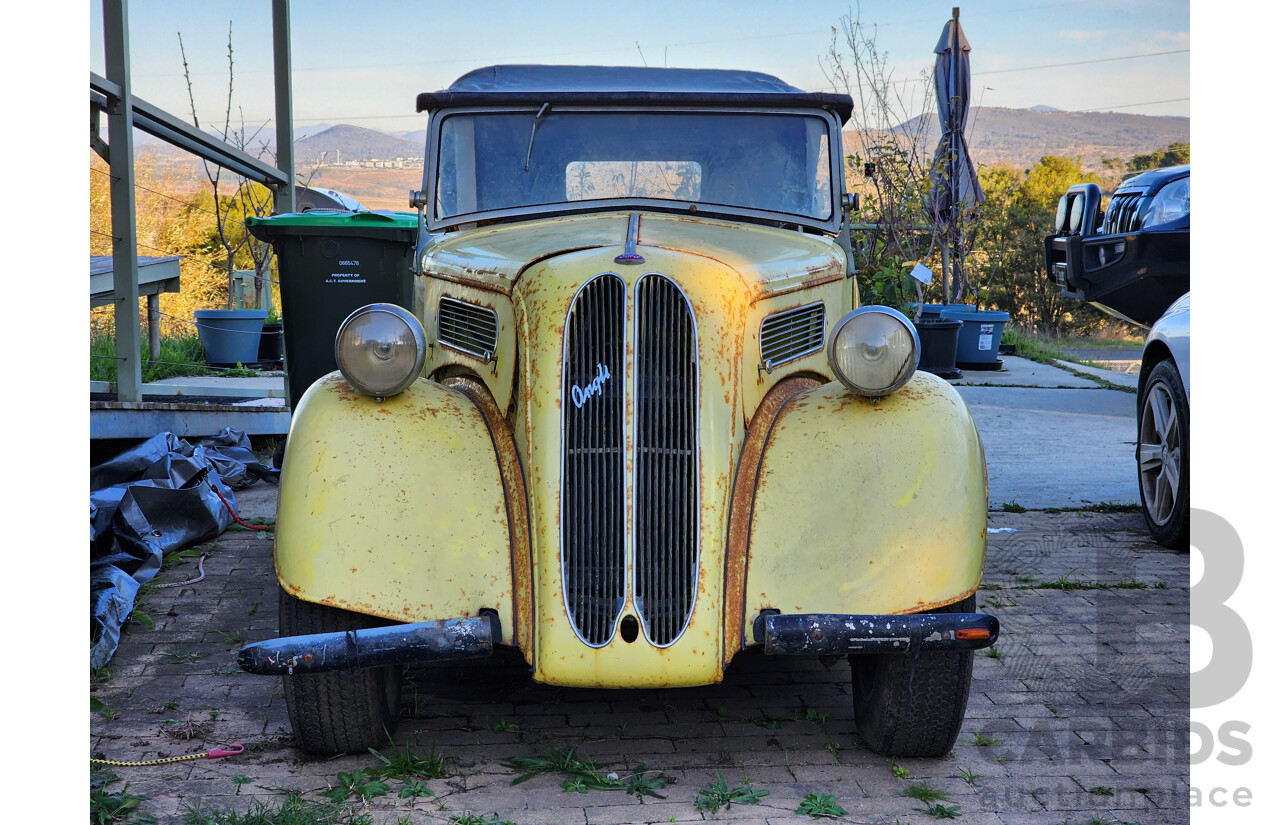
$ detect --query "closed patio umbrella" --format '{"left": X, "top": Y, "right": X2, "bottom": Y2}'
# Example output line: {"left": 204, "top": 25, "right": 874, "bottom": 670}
{"left": 930, "top": 7, "right": 984, "bottom": 302}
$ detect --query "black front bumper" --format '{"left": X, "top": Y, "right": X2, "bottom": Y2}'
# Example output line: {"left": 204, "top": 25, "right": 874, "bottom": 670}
{"left": 237, "top": 616, "right": 493, "bottom": 675}
{"left": 759, "top": 611, "right": 999, "bottom": 656}
{"left": 1044, "top": 228, "right": 1189, "bottom": 327}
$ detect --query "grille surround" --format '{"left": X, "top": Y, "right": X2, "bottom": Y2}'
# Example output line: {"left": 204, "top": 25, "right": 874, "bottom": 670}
{"left": 437, "top": 297, "right": 499, "bottom": 361}
{"left": 759, "top": 302, "right": 826, "bottom": 371}
{"left": 632, "top": 273, "right": 700, "bottom": 648}
{"left": 559, "top": 273, "right": 628, "bottom": 647}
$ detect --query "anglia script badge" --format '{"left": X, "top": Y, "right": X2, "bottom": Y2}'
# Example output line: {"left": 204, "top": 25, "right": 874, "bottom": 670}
{"left": 570, "top": 363, "right": 611, "bottom": 408}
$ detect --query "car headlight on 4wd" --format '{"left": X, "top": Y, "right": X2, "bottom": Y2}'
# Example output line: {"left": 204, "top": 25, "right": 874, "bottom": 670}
{"left": 827, "top": 307, "right": 919, "bottom": 397}
{"left": 334, "top": 303, "right": 427, "bottom": 399}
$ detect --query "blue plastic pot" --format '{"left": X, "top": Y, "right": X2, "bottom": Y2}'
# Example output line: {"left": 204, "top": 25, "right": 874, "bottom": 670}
{"left": 908, "top": 302, "right": 975, "bottom": 320}
{"left": 939, "top": 307, "right": 1010, "bottom": 370}
{"left": 194, "top": 309, "right": 268, "bottom": 366}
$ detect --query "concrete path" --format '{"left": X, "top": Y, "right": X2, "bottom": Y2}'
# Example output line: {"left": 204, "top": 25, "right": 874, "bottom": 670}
{"left": 951, "top": 356, "right": 1139, "bottom": 510}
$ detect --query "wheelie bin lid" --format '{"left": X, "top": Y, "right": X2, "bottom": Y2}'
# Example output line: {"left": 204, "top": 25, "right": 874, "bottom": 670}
{"left": 246, "top": 210, "right": 420, "bottom": 242}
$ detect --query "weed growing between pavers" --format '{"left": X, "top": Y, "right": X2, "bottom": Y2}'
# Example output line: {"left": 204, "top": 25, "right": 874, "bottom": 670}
{"left": 693, "top": 771, "right": 768, "bottom": 814}
{"left": 91, "top": 771, "right": 157, "bottom": 825}
{"left": 181, "top": 790, "right": 375, "bottom": 824}
{"left": 504, "top": 745, "right": 667, "bottom": 799}
{"left": 901, "top": 783, "right": 952, "bottom": 803}
{"left": 795, "top": 791, "right": 848, "bottom": 818}
{"left": 368, "top": 737, "right": 452, "bottom": 780}
{"left": 319, "top": 769, "right": 390, "bottom": 803}
{"left": 448, "top": 814, "right": 515, "bottom": 825}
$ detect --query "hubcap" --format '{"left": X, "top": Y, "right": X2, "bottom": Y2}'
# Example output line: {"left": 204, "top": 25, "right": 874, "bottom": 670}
{"left": 1138, "top": 380, "right": 1182, "bottom": 525}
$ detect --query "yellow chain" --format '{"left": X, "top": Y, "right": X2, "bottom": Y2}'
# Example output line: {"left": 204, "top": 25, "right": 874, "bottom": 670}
{"left": 90, "top": 753, "right": 208, "bottom": 767}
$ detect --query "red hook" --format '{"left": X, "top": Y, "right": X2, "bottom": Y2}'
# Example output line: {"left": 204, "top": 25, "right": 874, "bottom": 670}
{"left": 206, "top": 744, "right": 245, "bottom": 759}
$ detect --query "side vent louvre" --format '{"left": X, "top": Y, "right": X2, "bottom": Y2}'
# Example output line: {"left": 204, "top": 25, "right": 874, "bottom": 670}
{"left": 437, "top": 297, "right": 499, "bottom": 361}
{"left": 760, "top": 303, "right": 826, "bottom": 371}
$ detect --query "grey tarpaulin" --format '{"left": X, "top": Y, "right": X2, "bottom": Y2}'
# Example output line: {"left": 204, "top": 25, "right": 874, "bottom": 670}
{"left": 90, "top": 428, "right": 278, "bottom": 669}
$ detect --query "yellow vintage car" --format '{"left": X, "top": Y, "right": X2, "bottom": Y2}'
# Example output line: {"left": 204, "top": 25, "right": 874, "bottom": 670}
{"left": 239, "top": 65, "right": 998, "bottom": 758}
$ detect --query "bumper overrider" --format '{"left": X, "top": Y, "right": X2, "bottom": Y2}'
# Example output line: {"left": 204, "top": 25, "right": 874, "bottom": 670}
{"left": 238, "top": 609, "right": 997, "bottom": 676}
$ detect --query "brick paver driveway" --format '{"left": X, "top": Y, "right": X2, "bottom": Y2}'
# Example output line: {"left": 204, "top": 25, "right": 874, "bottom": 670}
{"left": 91, "top": 495, "right": 1188, "bottom": 825}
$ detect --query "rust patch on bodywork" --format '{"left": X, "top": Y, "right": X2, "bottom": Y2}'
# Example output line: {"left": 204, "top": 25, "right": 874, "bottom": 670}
{"left": 721, "top": 376, "right": 820, "bottom": 661}
{"left": 447, "top": 377, "right": 534, "bottom": 663}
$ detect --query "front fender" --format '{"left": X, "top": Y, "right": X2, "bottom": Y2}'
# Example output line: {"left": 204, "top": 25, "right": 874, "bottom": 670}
{"left": 741, "top": 373, "right": 987, "bottom": 644}
{"left": 276, "top": 374, "right": 515, "bottom": 643}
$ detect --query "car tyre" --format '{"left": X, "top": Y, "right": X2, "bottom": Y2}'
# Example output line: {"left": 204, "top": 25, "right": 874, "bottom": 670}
{"left": 1137, "top": 359, "right": 1189, "bottom": 549}
{"left": 850, "top": 596, "right": 975, "bottom": 758}
{"left": 279, "top": 588, "right": 402, "bottom": 754}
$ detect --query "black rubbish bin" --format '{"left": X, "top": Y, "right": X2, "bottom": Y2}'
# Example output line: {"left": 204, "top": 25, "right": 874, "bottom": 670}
{"left": 247, "top": 211, "right": 420, "bottom": 409}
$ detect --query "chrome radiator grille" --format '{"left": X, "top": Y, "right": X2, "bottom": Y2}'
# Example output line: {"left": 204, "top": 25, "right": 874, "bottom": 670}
{"left": 760, "top": 303, "right": 826, "bottom": 370}
{"left": 561, "top": 274, "right": 627, "bottom": 646}
{"left": 633, "top": 274, "right": 699, "bottom": 646}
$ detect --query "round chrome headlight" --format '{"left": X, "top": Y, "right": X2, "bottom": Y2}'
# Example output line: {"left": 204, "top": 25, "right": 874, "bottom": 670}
{"left": 827, "top": 306, "right": 920, "bottom": 397}
{"left": 334, "top": 303, "right": 427, "bottom": 398}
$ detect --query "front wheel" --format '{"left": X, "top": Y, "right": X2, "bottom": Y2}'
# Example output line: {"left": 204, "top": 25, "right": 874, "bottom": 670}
{"left": 851, "top": 596, "right": 975, "bottom": 758}
{"left": 279, "top": 588, "right": 402, "bottom": 754}
{"left": 1137, "top": 359, "right": 1189, "bottom": 549}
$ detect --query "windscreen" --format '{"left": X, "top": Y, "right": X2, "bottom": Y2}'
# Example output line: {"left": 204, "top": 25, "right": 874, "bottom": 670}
{"left": 435, "top": 110, "right": 834, "bottom": 223}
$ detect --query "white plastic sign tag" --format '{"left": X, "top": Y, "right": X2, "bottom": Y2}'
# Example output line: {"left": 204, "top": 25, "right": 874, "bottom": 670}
{"left": 909, "top": 263, "right": 933, "bottom": 284}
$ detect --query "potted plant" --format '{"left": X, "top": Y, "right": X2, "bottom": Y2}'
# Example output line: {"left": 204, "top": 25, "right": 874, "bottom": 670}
{"left": 864, "top": 262, "right": 962, "bottom": 380}
{"left": 258, "top": 307, "right": 284, "bottom": 367}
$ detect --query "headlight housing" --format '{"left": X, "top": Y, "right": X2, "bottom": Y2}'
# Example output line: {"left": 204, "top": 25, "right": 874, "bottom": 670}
{"left": 334, "top": 303, "right": 427, "bottom": 398}
{"left": 1142, "top": 177, "right": 1189, "bottom": 228}
{"left": 827, "top": 306, "right": 920, "bottom": 397}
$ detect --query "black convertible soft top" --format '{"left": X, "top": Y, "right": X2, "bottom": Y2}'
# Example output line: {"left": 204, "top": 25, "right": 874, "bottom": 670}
{"left": 416, "top": 65, "right": 853, "bottom": 124}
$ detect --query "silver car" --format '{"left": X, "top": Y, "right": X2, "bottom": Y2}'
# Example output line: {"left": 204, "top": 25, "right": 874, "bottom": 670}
{"left": 1136, "top": 292, "right": 1190, "bottom": 548}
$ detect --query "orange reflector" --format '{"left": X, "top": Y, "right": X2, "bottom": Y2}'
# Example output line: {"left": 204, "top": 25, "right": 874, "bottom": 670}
{"left": 957, "top": 628, "right": 990, "bottom": 640}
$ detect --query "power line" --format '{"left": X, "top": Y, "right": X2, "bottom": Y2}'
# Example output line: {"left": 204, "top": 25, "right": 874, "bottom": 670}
{"left": 90, "top": 165, "right": 220, "bottom": 217}
{"left": 1072, "top": 97, "right": 1190, "bottom": 113}
{"left": 974, "top": 49, "right": 1188, "bottom": 77}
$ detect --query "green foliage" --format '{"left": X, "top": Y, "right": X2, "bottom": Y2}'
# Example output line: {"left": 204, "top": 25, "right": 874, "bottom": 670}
{"left": 398, "top": 779, "right": 434, "bottom": 799}
{"left": 90, "top": 331, "right": 209, "bottom": 383}
{"left": 448, "top": 815, "right": 515, "bottom": 825}
{"left": 694, "top": 772, "right": 768, "bottom": 813}
{"left": 891, "top": 764, "right": 910, "bottom": 779}
{"left": 319, "top": 769, "right": 390, "bottom": 803}
{"left": 956, "top": 767, "right": 983, "bottom": 786}
{"left": 1089, "top": 785, "right": 1116, "bottom": 796}
{"left": 965, "top": 733, "right": 1001, "bottom": 747}
{"left": 971, "top": 156, "right": 1110, "bottom": 333}
{"left": 902, "top": 783, "right": 952, "bottom": 803}
{"left": 182, "top": 791, "right": 372, "bottom": 825}
{"left": 920, "top": 802, "right": 961, "bottom": 819}
{"left": 1000, "top": 501, "right": 1027, "bottom": 513}
{"left": 795, "top": 792, "right": 848, "bottom": 818}
{"left": 504, "top": 746, "right": 667, "bottom": 799}
{"left": 91, "top": 773, "right": 157, "bottom": 825}
{"left": 367, "top": 739, "right": 451, "bottom": 780}
{"left": 1128, "top": 142, "right": 1189, "bottom": 173}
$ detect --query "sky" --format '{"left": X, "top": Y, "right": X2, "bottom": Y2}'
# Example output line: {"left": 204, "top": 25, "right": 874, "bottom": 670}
{"left": 87, "top": 0, "right": 1191, "bottom": 137}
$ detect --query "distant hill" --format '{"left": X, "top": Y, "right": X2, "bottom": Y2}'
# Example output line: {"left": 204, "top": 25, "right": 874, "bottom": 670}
{"left": 888, "top": 106, "right": 1190, "bottom": 173}
{"left": 295, "top": 124, "right": 422, "bottom": 165}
